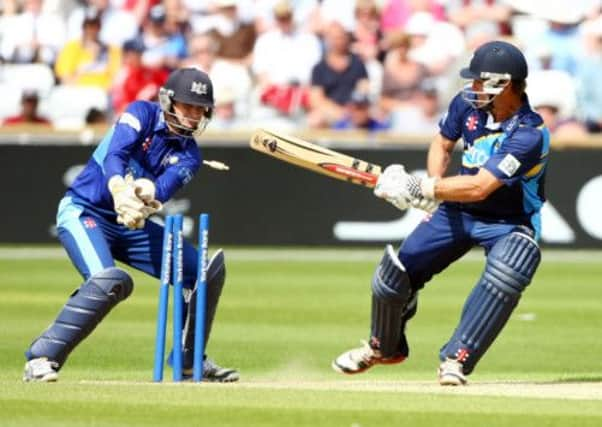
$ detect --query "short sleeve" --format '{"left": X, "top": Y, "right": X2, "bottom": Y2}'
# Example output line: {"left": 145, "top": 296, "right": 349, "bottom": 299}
{"left": 483, "top": 127, "right": 543, "bottom": 186}
{"left": 438, "top": 93, "right": 468, "bottom": 142}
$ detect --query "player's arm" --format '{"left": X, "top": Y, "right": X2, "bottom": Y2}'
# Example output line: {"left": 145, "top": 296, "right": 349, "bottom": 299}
{"left": 427, "top": 133, "right": 457, "bottom": 178}
{"left": 433, "top": 168, "right": 503, "bottom": 202}
{"left": 152, "top": 158, "right": 199, "bottom": 203}
{"left": 438, "top": 128, "right": 545, "bottom": 203}
{"left": 104, "top": 110, "right": 147, "bottom": 179}
{"left": 103, "top": 104, "right": 154, "bottom": 227}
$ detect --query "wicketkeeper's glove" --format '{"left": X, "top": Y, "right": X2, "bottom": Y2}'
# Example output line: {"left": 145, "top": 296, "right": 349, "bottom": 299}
{"left": 108, "top": 175, "right": 163, "bottom": 230}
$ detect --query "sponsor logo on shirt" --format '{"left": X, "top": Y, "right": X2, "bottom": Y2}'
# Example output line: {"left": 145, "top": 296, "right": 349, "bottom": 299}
{"left": 161, "top": 153, "right": 179, "bottom": 167}
{"left": 498, "top": 153, "right": 521, "bottom": 177}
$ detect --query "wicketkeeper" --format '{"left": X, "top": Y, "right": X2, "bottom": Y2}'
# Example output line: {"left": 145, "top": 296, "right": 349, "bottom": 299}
{"left": 333, "top": 41, "right": 549, "bottom": 385}
{"left": 24, "top": 68, "right": 239, "bottom": 383}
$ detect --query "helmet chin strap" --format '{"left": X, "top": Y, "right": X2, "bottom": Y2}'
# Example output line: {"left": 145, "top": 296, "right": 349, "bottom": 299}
{"left": 461, "top": 77, "right": 510, "bottom": 110}
{"left": 164, "top": 108, "right": 210, "bottom": 141}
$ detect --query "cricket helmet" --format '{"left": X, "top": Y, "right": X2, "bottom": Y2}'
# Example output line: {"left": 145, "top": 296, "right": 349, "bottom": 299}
{"left": 460, "top": 40, "right": 528, "bottom": 109}
{"left": 159, "top": 67, "right": 214, "bottom": 141}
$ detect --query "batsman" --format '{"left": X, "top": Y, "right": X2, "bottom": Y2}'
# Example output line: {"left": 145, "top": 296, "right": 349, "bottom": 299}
{"left": 23, "top": 68, "right": 238, "bottom": 383}
{"left": 332, "top": 41, "right": 549, "bottom": 385}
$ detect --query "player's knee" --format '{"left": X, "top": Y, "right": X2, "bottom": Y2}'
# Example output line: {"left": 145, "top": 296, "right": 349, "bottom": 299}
{"left": 372, "top": 245, "right": 412, "bottom": 304}
{"left": 88, "top": 267, "right": 134, "bottom": 302}
{"left": 484, "top": 232, "right": 541, "bottom": 294}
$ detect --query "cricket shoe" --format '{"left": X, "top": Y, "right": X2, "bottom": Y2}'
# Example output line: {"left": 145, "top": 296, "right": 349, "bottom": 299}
{"left": 332, "top": 340, "right": 406, "bottom": 375}
{"left": 438, "top": 358, "right": 467, "bottom": 386}
{"left": 23, "top": 357, "right": 59, "bottom": 382}
{"left": 194, "top": 357, "right": 240, "bottom": 383}
{"left": 169, "top": 350, "right": 240, "bottom": 382}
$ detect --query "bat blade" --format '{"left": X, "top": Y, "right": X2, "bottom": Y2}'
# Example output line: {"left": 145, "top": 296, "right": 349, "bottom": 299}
{"left": 249, "top": 128, "right": 382, "bottom": 188}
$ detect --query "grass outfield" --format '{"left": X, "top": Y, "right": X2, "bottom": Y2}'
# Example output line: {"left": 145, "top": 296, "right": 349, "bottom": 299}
{"left": 1, "top": 247, "right": 601, "bottom": 426}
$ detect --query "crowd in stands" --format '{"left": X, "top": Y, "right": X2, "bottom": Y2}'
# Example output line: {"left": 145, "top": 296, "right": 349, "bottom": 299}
{"left": 1, "top": 0, "right": 602, "bottom": 138}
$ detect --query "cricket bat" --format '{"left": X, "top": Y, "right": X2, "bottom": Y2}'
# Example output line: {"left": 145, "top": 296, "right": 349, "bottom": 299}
{"left": 249, "top": 128, "right": 382, "bottom": 188}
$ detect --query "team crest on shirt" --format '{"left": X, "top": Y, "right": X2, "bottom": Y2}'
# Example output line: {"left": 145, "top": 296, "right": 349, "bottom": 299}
{"left": 83, "top": 218, "right": 97, "bottom": 229}
{"left": 161, "top": 153, "right": 180, "bottom": 167}
{"left": 465, "top": 114, "right": 479, "bottom": 131}
{"left": 142, "top": 137, "right": 152, "bottom": 152}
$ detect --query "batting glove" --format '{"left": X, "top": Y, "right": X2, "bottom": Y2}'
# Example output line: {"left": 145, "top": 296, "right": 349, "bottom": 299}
{"left": 374, "top": 165, "right": 439, "bottom": 213}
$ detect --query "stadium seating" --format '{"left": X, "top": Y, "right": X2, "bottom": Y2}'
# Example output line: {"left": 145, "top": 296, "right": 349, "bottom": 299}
{"left": 0, "top": 83, "right": 24, "bottom": 119}
{"left": 0, "top": 64, "right": 56, "bottom": 96}
{"left": 38, "top": 85, "right": 109, "bottom": 129}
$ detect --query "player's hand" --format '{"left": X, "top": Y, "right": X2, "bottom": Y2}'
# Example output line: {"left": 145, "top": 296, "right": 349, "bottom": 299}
{"left": 109, "top": 176, "right": 163, "bottom": 229}
{"left": 374, "top": 165, "right": 439, "bottom": 213}
{"left": 132, "top": 177, "right": 163, "bottom": 217}
{"left": 131, "top": 177, "right": 155, "bottom": 203}
{"left": 410, "top": 197, "right": 439, "bottom": 214}
{"left": 116, "top": 209, "right": 144, "bottom": 230}
{"left": 108, "top": 175, "right": 145, "bottom": 218}
{"left": 374, "top": 164, "right": 412, "bottom": 210}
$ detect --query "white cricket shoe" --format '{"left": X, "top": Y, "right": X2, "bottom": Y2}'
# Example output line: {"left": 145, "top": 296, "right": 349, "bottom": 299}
{"left": 23, "top": 357, "right": 59, "bottom": 382}
{"left": 438, "top": 358, "right": 467, "bottom": 386}
{"left": 332, "top": 340, "right": 406, "bottom": 375}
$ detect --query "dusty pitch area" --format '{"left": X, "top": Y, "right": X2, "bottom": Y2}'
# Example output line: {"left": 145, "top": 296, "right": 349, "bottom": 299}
{"left": 81, "top": 379, "right": 602, "bottom": 401}
{"left": 220, "top": 380, "right": 602, "bottom": 400}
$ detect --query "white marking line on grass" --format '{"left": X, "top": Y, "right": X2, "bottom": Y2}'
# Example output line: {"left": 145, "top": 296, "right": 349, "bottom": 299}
{"left": 79, "top": 380, "right": 602, "bottom": 401}
{"left": 1, "top": 247, "right": 601, "bottom": 263}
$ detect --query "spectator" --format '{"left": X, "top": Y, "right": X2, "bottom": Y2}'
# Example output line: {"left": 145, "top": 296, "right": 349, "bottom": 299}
{"left": 55, "top": 7, "right": 121, "bottom": 90}
{"left": 181, "top": 33, "right": 252, "bottom": 119}
{"left": 2, "top": 89, "right": 50, "bottom": 126}
{"left": 308, "top": 21, "right": 370, "bottom": 128}
{"left": 318, "top": 0, "right": 357, "bottom": 31}
{"left": 111, "top": 39, "right": 169, "bottom": 114}
{"left": 0, "top": 0, "right": 67, "bottom": 65}
{"left": 352, "top": 0, "right": 385, "bottom": 63}
{"left": 85, "top": 107, "right": 108, "bottom": 125}
{"left": 163, "top": 0, "right": 192, "bottom": 36}
{"left": 379, "top": 31, "right": 428, "bottom": 114}
{"left": 576, "top": 16, "right": 602, "bottom": 132}
{"left": 332, "top": 90, "right": 389, "bottom": 132}
{"left": 67, "top": 0, "right": 139, "bottom": 47}
{"left": 202, "top": 0, "right": 257, "bottom": 65}
{"left": 253, "top": 0, "right": 320, "bottom": 34}
{"left": 516, "top": 1, "right": 587, "bottom": 74}
{"left": 445, "top": 0, "right": 513, "bottom": 39}
{"left": 389, "top": 78, "right": 441, "bottom": 133}
{"left": 528, "top": 69, "right": 588, "bottom": 138}
{"left": 351, "top": 0, "right": 385, "bottom": 98}
{"left": 404, "top": 11, "right": 465, "bottom": 76}
{"left": 379, "top": 0, "right": 446, "bottom": 34}
{"left": 211, "top": 87, "right": 246, "bottom": 130}
{"left": 138, "top": 4, "right": 187, "bottom": 70}
{"left": 252, "top": 0, "right": 322, "bottom": 116}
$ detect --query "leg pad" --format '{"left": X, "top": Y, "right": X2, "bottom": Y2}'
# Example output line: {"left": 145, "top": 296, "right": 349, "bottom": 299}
{"left": 370, "top": 245, "right": 412, "bottom": 357}
{"left": 441, "top": 233, "right": 540, "bottom": 374}
{"left": 26, "top": 268, "right": 133, "bottom": 367}
{"left": 182, "top": 249, "right": 226, "bottom": 369}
